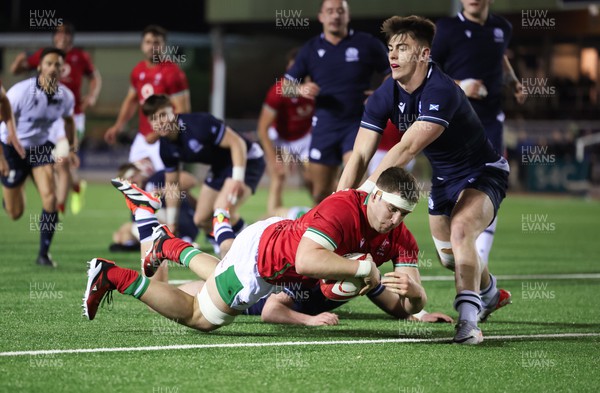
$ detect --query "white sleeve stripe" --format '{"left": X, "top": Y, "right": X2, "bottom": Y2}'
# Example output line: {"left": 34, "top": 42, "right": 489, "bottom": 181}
{"left": 215, "top": 123, "right": 226, "bottom": 145}
{"left": 302, "top": 231, "right": 336, "bottom": 251}
{"left": 417, "top": 116, "right": 449, "bottom": 127}
{"left": 360, "top": 121, "right": 383, "bottom": 131}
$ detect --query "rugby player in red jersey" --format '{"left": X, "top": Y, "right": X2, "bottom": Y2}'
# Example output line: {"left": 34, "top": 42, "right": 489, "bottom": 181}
{"left": 83, "top": 167, "right": 428, "bottom": 333}
{"left": 104, "top": 25, "right": 190, "bottom": 175}
{"left": 257, "top": 48, "right": 314, "bottom": 216}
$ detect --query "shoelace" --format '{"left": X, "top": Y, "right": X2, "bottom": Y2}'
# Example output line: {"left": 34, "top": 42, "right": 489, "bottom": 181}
{"left": 100, "top": 290, "right": 114, "bottom": 311}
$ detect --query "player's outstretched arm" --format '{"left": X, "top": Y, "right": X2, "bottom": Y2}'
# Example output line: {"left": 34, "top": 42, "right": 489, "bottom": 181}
{"left": 10, "top": 52, "right": 30, "bottom": 75}
{"left": 0, "top": 87, "right": 25, "bottom": 158}
{"left": 81, "top": 70, "right": 102, "bottom": 113}
{"left": 337, "top": 127, "right": 381, "bottom": 191}
{"left": 105, "top": 88, "right": 138, "bottom": 144}
{"left": 261, "top": 292, "right": 339, "bottom": 326}
{"left": 256, "top": 105, "right": 280, "bottom": 177}
{"left": 366, "top": 121, "right": 444, "bottom": 187}
{"left": 218, "top": 126, "right": 248, "bottom": 206}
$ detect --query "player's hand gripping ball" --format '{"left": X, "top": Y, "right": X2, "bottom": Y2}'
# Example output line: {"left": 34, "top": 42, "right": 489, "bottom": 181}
{"left": 320, "top": 253, "right": 368, "bottom": 301}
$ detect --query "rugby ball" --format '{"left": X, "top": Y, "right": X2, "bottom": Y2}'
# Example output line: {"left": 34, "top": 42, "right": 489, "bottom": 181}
{"left": 320, "top": 253, "right": 368, "bottom": 301}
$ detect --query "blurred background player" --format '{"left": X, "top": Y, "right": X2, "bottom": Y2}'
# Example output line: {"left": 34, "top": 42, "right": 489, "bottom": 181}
{"left": 142, "top": 94, "right": 265, "bottom": 258}
{"left": 338, "top": 16, "right": 511, "bottom": 344}
{"left": 431, "top": 0, "right": 525, "bottom": 268}
{"left": 0, "top": 81, "right": 18, "bottom": 179}
{"left": 10, "top": 22, "right": 102, "bottom": 215}
{"left": 104, "top": 25, "right": 190, "bottom": 176}
{"left": 1, "top": 48, "right": 75, "bottom": 267}
{"left": 283, "top": 0, "right": 390, "bottom": 204}
{"left": 109, "top": 162, "right": 199, "bottom": 252}
{"left": 257, "top": 47, "right": 314, "bottom": 217}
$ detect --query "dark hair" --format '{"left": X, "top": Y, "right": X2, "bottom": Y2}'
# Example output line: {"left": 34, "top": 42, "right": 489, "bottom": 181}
{"left": 376, "top": 167, "right": 420, "bottom": 205}
{"left": 142, "top": 25, "right": 167, "bottom": 40}
{"left": 39, "top": 47, "right": 66, "bottom": 62}
{"left": 53, "top": 21, "right": 75, "bottom": 36}
{"left": 141, "top": 94, "right": 172, "bottom": 117}
{"left": 381, "top": 15, "right": 436, "bottom": 48}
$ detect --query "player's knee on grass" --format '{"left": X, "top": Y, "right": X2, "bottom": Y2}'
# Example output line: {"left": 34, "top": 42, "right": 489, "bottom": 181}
{"left": 433, "top": 236, "right": 455, "bottom": 270}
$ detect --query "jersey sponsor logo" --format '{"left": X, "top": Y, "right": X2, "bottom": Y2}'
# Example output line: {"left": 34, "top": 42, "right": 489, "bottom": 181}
{"left": 398, "top": 102, "right": 406, "bottom": 113}
{"left": 188, "top": 139, "right": 203, "bottom": 153}
{"left": 317, "top": 49, "right": 326, "bottom": 58}
{"left": 309, "top": 148, "right": 321, "bottom": 160}
{"left": 429, "top": 104, "right": 439, "bottom": 111}
{"left": 493, "top": 28, "right": 504, "bottom": 43}
{"left": 154, "top": 73, "right": 163, "bottom": 85}
{"left": 465, "top": 30, "right": 472, "bottom": 38}
{"left": 345, "top": 47, "right": 359, "bottom": 62}
{"left": 140, "top": 83, "right": 154, "bottom": 100}
{"left": 139, "top": 72, "right": 146, "bottom": 81}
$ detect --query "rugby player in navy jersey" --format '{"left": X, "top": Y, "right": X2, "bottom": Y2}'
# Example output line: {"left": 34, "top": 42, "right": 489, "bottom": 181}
{"left": 431, "top": 0, "right": 525, "bottom": 269}
{"left": 141, "top": 94, "right": 265, "bottom": 258}
{"left": 284, "top": 0, "right": 390, "bottom": 204}
{"left": 338, "top": 16, "right": 511, "bottom": 344}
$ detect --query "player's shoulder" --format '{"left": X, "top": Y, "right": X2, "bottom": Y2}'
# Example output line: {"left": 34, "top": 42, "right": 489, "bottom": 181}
{"left": 59, "top": 83, "right": 75, "bottom": 100}
{"left": 489, "top": 13, "right": 512, "bottom": 31}
{"left": 351, "top": 30, "right": 377, "bottom": 41}
{"left": 323, "top": 189, "right": 365, "bottom": 208}
{"left": 68, "top": 47, "right": 90, "bottom": 57}
{"left": 7, "top": 77, "right": 34, "bottom": 96}
{"left": 427, "top": 63, "right": 460, "bottom": 91}
{"left": 160, "top": 61, "right": 184, "bottom": 71}
{"left": 435, "top": 15, "right": 460, "bottom": 30}
{"left": 131, "top": 61, "right": 147, "bottom": 75}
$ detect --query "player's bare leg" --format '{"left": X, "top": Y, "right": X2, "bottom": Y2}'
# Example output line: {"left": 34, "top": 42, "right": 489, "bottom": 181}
{"left": 54, "top": 155, "right": 71, "bottom": 215}
{"left": 82, "top": 258, "right": 236, "bottom": 332}
{"left": 307, "top": 162, "right": 338, "bottom": 204}
{"left": 266, "top": 164, "right": 286, "bottom": 216}
{"left": 2, "top": 184, "right": 25, "bottom": 220}
{"left": 444, "top": 189, "right": 496, "bottom": 343}
{"left": 31, "top": 164, "right": 59, "bottom": 266}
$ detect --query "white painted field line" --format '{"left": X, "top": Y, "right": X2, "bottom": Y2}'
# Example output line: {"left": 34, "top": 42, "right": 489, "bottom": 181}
{"left": 1, "top": 333, "right": 598, "bottom": 357}
{"left": 421, "top": 273, "right": 600, "bottom": 281}
{"left": 169, "top": 273, "right": 600, "bottom": 286}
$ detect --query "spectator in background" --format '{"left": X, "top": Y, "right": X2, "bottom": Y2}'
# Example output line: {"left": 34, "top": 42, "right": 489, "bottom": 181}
{"left": 11, "top": 22, "right": 102, "bottom": 215}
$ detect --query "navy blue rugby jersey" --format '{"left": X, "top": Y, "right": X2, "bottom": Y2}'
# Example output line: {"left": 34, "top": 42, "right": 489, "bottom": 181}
{"left": 360, "top": 63, "right": 504, "bottom": 178}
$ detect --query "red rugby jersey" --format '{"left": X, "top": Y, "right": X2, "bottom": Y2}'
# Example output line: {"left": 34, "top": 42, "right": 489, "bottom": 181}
{"left": 130, "top": 60, "right": 189, "bottom": 136}
{"left": 257, "top": 189, "right": 419, "bottom": 285}
{"left": 264, "top": 78, "right": 314, "bottom": 141}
